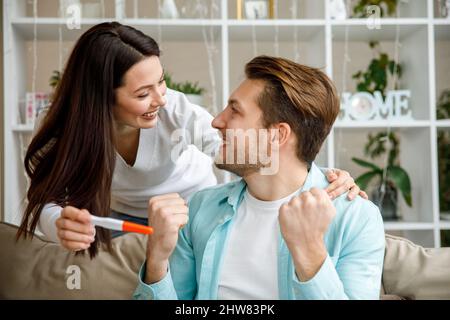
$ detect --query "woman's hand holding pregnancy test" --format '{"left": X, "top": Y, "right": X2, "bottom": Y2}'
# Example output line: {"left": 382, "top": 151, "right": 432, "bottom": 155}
{"left": 56, "top": 206, "right": 96, "bottom": 251}
{"left": 56, "top": 206, "right": 153, "bottom": 252}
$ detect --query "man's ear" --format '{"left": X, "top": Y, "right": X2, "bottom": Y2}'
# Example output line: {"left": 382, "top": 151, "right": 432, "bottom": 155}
{"left": 271, "top": 123, "right": 291, "bottom": 147}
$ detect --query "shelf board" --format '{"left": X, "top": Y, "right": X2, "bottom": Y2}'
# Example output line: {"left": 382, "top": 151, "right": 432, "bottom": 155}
{"left": 123, "top": 23, "right": 222, "bottom": 41}
{"left": 12, "top": 18, "right": 112, "bottom": 41}
{"left": 330, "top": 18, "right": 428, "bottom": 26}
{"left": 433, "top": 18, "right": 450, "bottom": 25}
{"left": 331, "top": 23, "right": 426, "bottom": 41}
{"left": 436, "top": 120, "right": 450, "bottom": 128}
{"left": 228, "top": 24, "right": 324, "bottom": 41}
{"left": 440, "top": 221, "right": 450, "bottom": 230}
{"left": 334, "top": 120, "right": 431, "bottom": 128}
{"left": 227, "top": 19, "right": 325, "bottom": 26}
{"left": 11, "top": 18, "right": 222, "bottom": 41}
{"left": 122, "top": 18, "right": 222, "bottom": 26}
{"left": 383, "top": 221, "right": 434, "bottom": 231}
{"left": 11, "top": 124, "right": 33, "bottom": 132}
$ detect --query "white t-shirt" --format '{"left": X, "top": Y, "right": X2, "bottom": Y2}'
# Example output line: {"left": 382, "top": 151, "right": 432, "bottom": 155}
{"left": 36, "top": 89, "right": 221, "bottom": 242}
{"left": 217, "top": 188, "right": 301, "bottom": 300}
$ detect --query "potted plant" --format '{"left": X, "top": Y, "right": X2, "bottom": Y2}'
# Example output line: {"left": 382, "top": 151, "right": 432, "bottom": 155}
{"left": 352, "top": 41, "right": 402, "bottom": 99}
{"left": 48, "top": 70, "right": 62, "bottom": 103}
{"left": 49, "top": 70, "right": 61, "bottom": 90}
{"left": 437, "top": 89, "right": 450, "bottom": 246}
{"left": 351, "top": 0, "right": 398, "bottom": 18}
{"left": 352, "top": 131, "right": 412, "bottom": 220}
{"left": 164, "top": 73, "right": 205, "bottom": 106}
{"left": 437, "top": 89, "right": 450, "bottom": 120}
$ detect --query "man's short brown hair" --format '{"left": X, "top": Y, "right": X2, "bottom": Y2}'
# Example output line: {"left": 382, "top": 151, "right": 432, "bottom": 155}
{"left": 245, "top": 55, "right": 340, "bottom": 164}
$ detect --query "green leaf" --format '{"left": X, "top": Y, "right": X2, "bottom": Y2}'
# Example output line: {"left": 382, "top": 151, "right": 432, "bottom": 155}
{"left": 352, "top": 157, "right": 382, "bottom": 171}
{"left": 352, "top": 71, "right": 362, "bottom": 79}
{"left": 369, "top": 41, "right": 379, "bottom": 49}
{"left": 387, "top": 165, "right": 412, "bottom": 206}
{"left": 356, "top": 83, "right": 368, "bottom": 92}
{"left": 355, "top": 171, "right": 381, "bottom": 191}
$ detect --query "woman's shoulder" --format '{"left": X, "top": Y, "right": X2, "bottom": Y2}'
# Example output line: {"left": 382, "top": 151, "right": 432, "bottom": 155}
{"left": 162, "top": 88, "right": 212, "bottom": 123}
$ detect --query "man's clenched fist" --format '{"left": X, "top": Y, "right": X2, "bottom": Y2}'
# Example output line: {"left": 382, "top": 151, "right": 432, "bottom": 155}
{"left": 145, "top": 193, "right": 189, "bottom": 284}
{"left": 279, "top": 188, "right": 336, "bottom": 281}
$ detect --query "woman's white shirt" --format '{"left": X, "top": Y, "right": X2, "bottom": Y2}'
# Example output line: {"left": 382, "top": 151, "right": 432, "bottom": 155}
{"left": 36, "top": 88, "right": 221, "bottom": 242}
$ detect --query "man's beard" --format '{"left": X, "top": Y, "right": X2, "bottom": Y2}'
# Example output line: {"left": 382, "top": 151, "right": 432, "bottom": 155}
{"left": 213, "top": 128, "right": 279, "bottom": 176}
{"left": 214, "top": 162, "right": 265, "bottom": 177}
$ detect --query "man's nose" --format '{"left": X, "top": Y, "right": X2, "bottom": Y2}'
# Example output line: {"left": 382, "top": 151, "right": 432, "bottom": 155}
{"left": 212, "top": 111, "right": 226, "bottom": 130}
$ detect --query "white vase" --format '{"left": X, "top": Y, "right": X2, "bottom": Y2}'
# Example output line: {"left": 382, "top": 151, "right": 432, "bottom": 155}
{"left": 444, "top": 0, "right": 450, "bottom": 19}
{"left": 160, "top": 0, "right": 179, "bottom": 19}
{"left": 329, "top": 0, "right": 347, "bottom": 20}
{"left": 59, "top": 0, "right": 81, "bottom": 18}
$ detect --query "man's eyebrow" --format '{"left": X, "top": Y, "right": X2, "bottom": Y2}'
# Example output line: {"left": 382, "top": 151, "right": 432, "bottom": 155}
{"left": 228, "top": 99, "right": 242, "bottom": 111}
{"left": 133, "top": 70, "right": 165, "bottom": 93}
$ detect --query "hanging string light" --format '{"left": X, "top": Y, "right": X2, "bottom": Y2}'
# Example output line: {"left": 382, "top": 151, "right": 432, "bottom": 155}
{"left": 378, "top": 6, "right": 402, "bottom": 207}
{"left": 334, "top": 0, "right": 352, "bottom": 169}
{"left": 58, "top": 19, "right": 63, "bottom": 72}
{"left": 133, "top": 0, "right": 139, "bottom": 19}
{"left": 273, "top": 0, "right": 279, "bottom": 56}
{"left": 200, "top": 0, "right": 220, "bottom": 114}
{"left": 251, "top": 22, "right": 258, "bottom": 57}
{"left": 291, "top": 0, "right": 300, "bottom": 62}
{"left": 100, "top": 0, "right": 105, "bottom": 19}
{"left": 157, "top": 0, "right": 163, "bottom": 46}
{"left": 31, "top": 0, "right": 38, "bottom": 96}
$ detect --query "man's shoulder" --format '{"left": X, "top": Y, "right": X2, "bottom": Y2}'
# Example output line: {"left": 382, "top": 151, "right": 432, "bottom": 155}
{"left": 333, "top": 194, "right": 382, "bottom": 224}
{"left": 330, "top": 194, "right": 385, "bottom": 248}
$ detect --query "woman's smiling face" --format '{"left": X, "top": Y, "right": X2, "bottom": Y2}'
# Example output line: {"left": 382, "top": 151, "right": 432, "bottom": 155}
{"left": 114, "top": 55, "right": 167, "bottom": 130}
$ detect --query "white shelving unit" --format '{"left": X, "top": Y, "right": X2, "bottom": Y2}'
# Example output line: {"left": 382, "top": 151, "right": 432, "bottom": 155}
{"left": 2, "top": 0, "right": 450, "bottom": 248}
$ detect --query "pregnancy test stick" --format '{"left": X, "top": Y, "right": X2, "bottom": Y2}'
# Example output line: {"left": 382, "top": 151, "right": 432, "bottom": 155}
{"left": 91, "top": 216, "right": 154, "bottom": 235}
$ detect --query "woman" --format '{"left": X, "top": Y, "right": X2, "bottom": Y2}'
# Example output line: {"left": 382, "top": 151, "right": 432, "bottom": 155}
{"left": 17, "top": 22, "right": 365, "bottom": 258}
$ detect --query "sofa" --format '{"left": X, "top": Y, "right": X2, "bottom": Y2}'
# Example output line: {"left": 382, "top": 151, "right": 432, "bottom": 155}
{"left": 0, "top": 221, "right": 449, "bottom": 299}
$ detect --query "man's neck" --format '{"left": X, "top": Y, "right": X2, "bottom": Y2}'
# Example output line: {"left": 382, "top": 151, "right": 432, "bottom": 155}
{"left": 243, "top": 158, "right": 309, "bottom": 202}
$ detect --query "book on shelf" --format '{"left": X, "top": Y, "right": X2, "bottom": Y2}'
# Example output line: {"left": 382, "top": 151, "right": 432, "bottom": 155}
{"left": 25, "top": 92, "right": 50, "bottom": 126}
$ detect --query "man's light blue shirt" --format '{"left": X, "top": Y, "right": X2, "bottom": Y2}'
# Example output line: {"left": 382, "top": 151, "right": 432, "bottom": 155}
{"left": 133, "top": 163, "right": 385, "bottom": 300}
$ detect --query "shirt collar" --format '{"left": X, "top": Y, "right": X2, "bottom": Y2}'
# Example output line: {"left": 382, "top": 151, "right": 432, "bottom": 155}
{"left": 224, "top": 162, "right": 325, "bottom": 212}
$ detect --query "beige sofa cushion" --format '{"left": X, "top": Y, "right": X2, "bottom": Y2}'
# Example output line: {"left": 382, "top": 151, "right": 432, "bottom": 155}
{"left": 0, "top": 222, "right": 147, "bottom": 299}
{"left": 382, "top": 234, "right": 450, "bottom": 299}
{"left": 1, "top": 222, "right": 449, "bottom": 299}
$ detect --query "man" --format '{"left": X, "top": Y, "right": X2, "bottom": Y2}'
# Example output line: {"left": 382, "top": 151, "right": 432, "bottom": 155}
{"left": 133, "top": 56, "right": 385, "bottom": 300}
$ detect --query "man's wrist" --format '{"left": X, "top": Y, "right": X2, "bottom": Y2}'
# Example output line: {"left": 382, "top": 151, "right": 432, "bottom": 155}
{"left": 290, "top": 240, "right": 328, "bottom": 282}
{"left": 144, "top": 258, "right": 168, "bottom": 285}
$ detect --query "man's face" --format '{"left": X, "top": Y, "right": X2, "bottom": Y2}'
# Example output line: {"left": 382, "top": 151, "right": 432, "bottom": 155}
{"left": 212, "top": 79, "right": 279, "bottom": 177}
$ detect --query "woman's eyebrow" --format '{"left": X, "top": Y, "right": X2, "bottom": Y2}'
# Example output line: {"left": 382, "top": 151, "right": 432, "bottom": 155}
{"left": 133, "top": 70, "right": 165, "bottom": 93}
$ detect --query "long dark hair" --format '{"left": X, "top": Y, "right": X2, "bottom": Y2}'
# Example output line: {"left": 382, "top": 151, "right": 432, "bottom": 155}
{"left": 17, "top": 22, "right": 160, "bottom": 258}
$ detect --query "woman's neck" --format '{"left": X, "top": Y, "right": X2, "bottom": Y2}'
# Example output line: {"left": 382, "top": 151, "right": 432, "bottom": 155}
{"left": 113, "top": 122, "right": 141, "bottom": 166}
{"left": 114, "top": 121, "right": 139, "bottom": 138}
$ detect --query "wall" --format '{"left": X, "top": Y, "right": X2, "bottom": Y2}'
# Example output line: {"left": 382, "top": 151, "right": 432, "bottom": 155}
{"left": 0, "top": 0, "right": 4, "bottom": 222}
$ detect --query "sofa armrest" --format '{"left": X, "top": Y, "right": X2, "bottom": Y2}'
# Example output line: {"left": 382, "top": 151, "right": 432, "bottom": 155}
{"left": 382, "top": 234, "right": 450, "bottom": 299}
